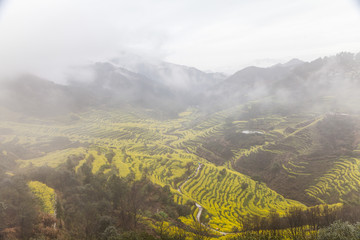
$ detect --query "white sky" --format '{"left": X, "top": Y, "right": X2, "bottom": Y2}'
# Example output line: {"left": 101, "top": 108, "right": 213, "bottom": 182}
{"left": 0, "top": 0, "right": 360, "bottom": 81}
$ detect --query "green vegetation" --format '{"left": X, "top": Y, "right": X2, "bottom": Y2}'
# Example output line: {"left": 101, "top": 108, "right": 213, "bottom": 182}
{"left": 318, "top": 221, "right": 360, "bottom": 240}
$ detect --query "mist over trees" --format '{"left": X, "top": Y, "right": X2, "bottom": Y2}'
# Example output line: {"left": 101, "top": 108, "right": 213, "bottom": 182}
{"left": 1, "top": 0, "right": 360, "bottom": 239}
{"left": 1, "top": 52, "right": 360, "bottom": 120}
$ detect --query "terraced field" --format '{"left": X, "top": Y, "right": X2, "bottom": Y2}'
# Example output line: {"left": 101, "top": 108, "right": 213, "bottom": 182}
{"left": 180, "top": 163, "right": 303, "bottom": 232}
{"left": 1, "top": 107, "right": 359, "bottom": 233}
{"left": 306, "top": 157, "right": 360, "bottom": 204}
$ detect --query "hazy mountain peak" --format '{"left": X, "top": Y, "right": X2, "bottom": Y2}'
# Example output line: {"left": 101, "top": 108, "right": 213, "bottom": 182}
{"left": 282, "top": 58, "right": 304, "bottom": 67}
{"left": 108, "top": 54, "right": 226, "bottom": 91}
{"left": 270, "top": 58, "right": 304, "bottom": 69}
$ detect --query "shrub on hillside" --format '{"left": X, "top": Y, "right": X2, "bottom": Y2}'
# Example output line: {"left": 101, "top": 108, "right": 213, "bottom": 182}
{"left": 318, "top": 221, "right": 360, "bottom": 240}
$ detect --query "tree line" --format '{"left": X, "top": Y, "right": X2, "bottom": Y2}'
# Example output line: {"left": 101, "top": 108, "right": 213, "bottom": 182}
{"left": 234, "top": 204, "right": 360, "bottom": 240}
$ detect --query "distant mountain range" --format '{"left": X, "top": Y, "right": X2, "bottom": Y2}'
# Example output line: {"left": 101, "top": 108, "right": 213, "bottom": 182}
{"left": 1, "top": 52, "right": 360, "bottom": 118}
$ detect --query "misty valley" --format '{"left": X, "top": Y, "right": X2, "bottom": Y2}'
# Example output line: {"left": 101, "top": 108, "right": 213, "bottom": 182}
{"left": 1, "top": 53, "right": 360, "bottom": 240}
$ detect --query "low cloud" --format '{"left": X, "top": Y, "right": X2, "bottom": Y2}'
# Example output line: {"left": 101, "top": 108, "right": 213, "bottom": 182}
{"left": 0, "top": 0, "right": 359, "bottom": 83}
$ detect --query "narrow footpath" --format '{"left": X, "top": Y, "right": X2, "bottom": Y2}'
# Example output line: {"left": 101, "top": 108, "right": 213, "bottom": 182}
{"left": 177, "top": 163, "right": 229, "bottom": 236}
